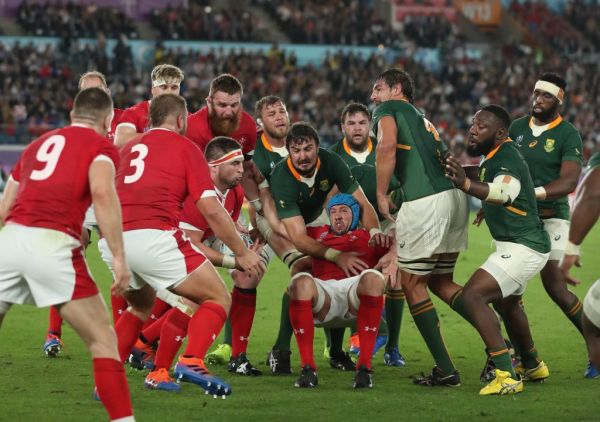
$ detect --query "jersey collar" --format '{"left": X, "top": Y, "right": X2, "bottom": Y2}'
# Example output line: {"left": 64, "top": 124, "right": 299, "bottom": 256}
{"left": 286, "top": 157, "right": 321, "bottom": 182}
{"left": 342, "top": 137, "right": 373, "bottom": 157}
{"left": 528, "top": 114, "right": 562, "bottom": 130}
{"left": 261, "top": 132, "right": 286, "bottom": 151}
{"left": 484, "top": 138, "right": 512, "bottom": 161}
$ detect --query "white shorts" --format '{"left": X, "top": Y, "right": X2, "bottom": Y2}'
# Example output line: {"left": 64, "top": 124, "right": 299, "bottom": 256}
{"left": 0, "top": 224, "right": 98, "bottom": 307}
{"left": 99, "top": 229, "right": 208, "bottom": 292}
{"left": 82, "top": 205, "right": 97, "bottom": 231}
{"left": 583, "top": 279, "right": 600, "bottom": 329}
{"left": 396, "top": 189, "right": 468, "bottom": 272}
{"left": 290, "top": 269, "right": 384, "bottom": 328}
{"left": 480, "top": 241, "right": 550, "bottom": 298}
{"left": 542, "top": 218, "right": 569, "bottom": 261}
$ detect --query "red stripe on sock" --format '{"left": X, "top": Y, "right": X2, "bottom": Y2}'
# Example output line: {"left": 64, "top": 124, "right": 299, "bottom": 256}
{"left": 93, "top": 358, "right": 133, "bottom": 420}
{"left": 290, "top": 299, "right": 316, "bottom": 370}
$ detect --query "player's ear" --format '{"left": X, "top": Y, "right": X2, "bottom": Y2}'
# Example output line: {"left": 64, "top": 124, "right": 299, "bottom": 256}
{"left": 497, "top": 126, "right": 507, "bottom": 141}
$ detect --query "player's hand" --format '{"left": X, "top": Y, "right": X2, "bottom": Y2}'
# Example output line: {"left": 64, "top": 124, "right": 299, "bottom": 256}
{"left": 375, "top": 250, "right": 398, "bottom": 288}
{"left": 559, "top": 253, "right": 582, "bottom": 286}
{"left": 377, "top": 193, "right": 395, "bottom": 223}
{"left": 235, "top": 249, "right": 263, "bottom": 278}
{"left": 235, "top": 221, "right": 249, "bottom": 235}
{"left": 473, "top": 208, "right": 485, "bottom": 226}
{"left": 334, "top": 252, "right": 369, "bottom": 277}
{"left": 249, "top": 227, "right": 265, "bottom": 244}
{"left": 445, "top": 155, "right": 466, "bottom": 188}
{"left": 111, "top": 255, "right": 131, "bottom": 297}
{"left": 369, "top": 232, "right": 394, "bottom": 249}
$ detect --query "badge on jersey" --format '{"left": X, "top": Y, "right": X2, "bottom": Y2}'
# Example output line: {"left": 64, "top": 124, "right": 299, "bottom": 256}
{"left": 319, "top": 179, "right": 330, "bottom": 191}
{"left": 544, "top": 139, "right": 555, "bottom": 153}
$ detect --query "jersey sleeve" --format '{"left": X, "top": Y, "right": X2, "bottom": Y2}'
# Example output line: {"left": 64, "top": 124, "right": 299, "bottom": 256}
{"left": 330, "top": 152, "right": 359, "bottom": 194}
{"left": 95, "top": 140, "right": 120, "bottom": 169}
{"left": 561, "top": 129, "right": 584, "bottom": 164}
{"left": 183, "top": 143, "right": 217, "bottom": 202}
{"left": 116, "top": 106, "right": 141, "bottom": 132}
{"left": 271, "top": 170, "right": 301, "bottom": 219}
{"left": 230, "top": 185, "right": 245, "bottom": 222}
{"left": 10, "top": 153, "right": 23, "bottom": 182}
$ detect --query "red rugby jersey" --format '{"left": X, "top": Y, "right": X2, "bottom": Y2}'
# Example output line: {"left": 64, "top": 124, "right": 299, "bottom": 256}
{"left": 116, "top": 100, "right": 150, "bottom": 134}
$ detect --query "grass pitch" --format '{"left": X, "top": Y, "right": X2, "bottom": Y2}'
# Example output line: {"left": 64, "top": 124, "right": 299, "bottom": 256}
{"left": 1, "top": 220, "right": 599, "bottom": 421}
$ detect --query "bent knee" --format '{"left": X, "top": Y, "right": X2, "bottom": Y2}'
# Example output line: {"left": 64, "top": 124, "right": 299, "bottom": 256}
{"left": 359, "top": 272, "right": 385, "bottom": 294}
{"left": 289, "top": 274, "right": 316, "bottom": 298}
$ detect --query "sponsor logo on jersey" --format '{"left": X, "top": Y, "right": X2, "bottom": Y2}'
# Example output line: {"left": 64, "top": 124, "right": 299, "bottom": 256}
{"left": 544, "top": 139, "right": 555, "bottom": 153}
{"left": 529, "top": 140, "right": 538, "bottom": 148}
{"left": 319, "top": 179, "right": 330, "bottom": 191}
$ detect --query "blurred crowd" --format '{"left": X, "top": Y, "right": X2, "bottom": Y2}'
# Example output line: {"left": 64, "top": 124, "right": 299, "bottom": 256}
{"left": 17, "top": 2, "right": 138, "bottom": 40}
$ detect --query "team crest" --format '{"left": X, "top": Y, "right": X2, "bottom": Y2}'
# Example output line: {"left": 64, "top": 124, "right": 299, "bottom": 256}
{"left": 544, "top": 139, "right": 555, "bottom": 153}
{"left": 529, "top": 140, "right": 538, "bottom": 148}
{"left": 319, "top": 179, "right": 330, "bottom": 191}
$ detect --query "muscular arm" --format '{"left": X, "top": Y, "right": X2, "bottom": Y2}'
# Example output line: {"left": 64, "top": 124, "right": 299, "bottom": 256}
{"left": 182, "top": 228, "right": 231, "bottom": 268}
{"left": 375, "top": 116, "right": 397, "bottom": 203}
{"left": 0, "top": 176, "right": 19, "bottom": 223}
{"left": 196, "top": 195, "right": 248, "bottom": 257}
{"left": 259, "top": 187, "right": 289, "bottom": 239}
{"left": 352, "top": 186, "right": 379, "bottom": 232}
{"left": 537, "top": 161, "right": 581, "bottom": 200}
{"left": 114, "top": 125, "right": 138, "bottom": 149}
{"left": 569, "top": 167, "right": 600, "bottom": 245}
{"left": 281, "top": 215, "right": 330, "bottom": 258}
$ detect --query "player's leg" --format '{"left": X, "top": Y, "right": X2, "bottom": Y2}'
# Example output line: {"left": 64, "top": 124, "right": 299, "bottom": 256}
{"left": 115, "top": 285, "right": 156, "bottom": 363}
{"left": 583, "top": 280, "right": 600, "bottom": 378}
{"left": 383, "top": 283, "right": 405, "bottom": 366}
{"left": 0, "top": 301, "right": 11, "bottom": 328}
{"left": 43, "top": 306, "right": 65, "bottom": 357}
{"left": 58, "top": 295, "right": 134, "bottom": 421}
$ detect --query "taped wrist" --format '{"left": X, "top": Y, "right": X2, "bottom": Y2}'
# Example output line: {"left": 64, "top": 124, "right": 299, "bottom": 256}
{"left": 485, "top": 174, "right": 521, "bottom": 205}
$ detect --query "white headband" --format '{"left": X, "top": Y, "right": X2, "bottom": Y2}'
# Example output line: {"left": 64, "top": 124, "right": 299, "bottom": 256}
{"left": 152, "top": 79, "right": 181, "bottom": 88}
{"left": 208, "top": 149, "right": 243, "bottom": 167}
{"left": 534, "top": 80, "right": 564, "bottom": 104}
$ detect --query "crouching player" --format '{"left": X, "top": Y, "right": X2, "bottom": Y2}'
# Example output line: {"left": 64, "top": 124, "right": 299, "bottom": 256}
{"left": 289, "top": 193, "right": 396, "bottom": 389}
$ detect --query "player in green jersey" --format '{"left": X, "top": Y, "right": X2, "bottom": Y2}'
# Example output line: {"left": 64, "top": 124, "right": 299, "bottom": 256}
{"left": 508, "top": 72, "right": 588, "bottom": 374}
{"left": 330, "top": 102, "right": 406, "bottom": 367}
{"left": 446, "top": 105, "right": 551, "bottom": 395}
{"left": 559, "top": 152, "right": 600, "bottom": 378}
{"left": 372, "top": 68, "right": 470, "bottom": 387}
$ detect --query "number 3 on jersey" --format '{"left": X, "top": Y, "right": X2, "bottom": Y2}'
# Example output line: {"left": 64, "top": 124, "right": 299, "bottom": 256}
{"left": 30, "top": 135, "right": 66, "bottom": 181}
{"left": 124, "top": 144, "right": 149, "bottom": 184}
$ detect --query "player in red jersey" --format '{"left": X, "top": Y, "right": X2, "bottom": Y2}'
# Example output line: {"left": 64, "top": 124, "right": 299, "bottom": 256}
{"left": 114, "top": 64, "right": 184, "bottom": 148}
{"left": 98, "top": 94, "right": 262, "bottom": 396}
{"left": 43, "top": 71, "right": 128, "bottom": 357}
{"left": 288, "top": 193, "right": 396, "bottom": 390}
{"left": 0, "top": 88, "right": 135, "bottom": 421}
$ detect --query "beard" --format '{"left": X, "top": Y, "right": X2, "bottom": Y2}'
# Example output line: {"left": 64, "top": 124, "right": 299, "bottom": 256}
{"left": 467, "top": 135, "right": 496, "bottom": 157}
{"left": 294, "top": 160, "right": 317, "bottom": 177}
{"left": 346, "top": 132, "right": 369, "bottom": 150}
{"left": 265, "top": 124, "right": 289, "bottom": 140}
{"left": 531, "top": 102, "right": 559, "bottom": 122}
{"left": 209, "top": 108, "right": 241, "bottom": 136}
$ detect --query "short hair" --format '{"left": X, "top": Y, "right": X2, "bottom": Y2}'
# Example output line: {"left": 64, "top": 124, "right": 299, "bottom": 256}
{"left": 78, "top": 71, "right": 107, "bottom": 90}
{"left": 205, "top": 136, "right": 243, "bottom": 162}
{"left": 255, "top": 95, "right": 285, "bottom": 117}
{"left": 341, "top": 102, "right": 370, "bottom": 123}
{"left": 286, "top": 121, "right": 319, "bottom": 149}
{"left": 376, "top": 68, "right": 414, "bottom": 103}
{"left": 539, "top": 72, "right": 567, "bottom": 91}
{"left": 480, "top": 104, "right": 511, "bottom": 130}
{"left": 149, "top": 94, "right": 187, "bottom": 128}
{"left": 151, "top": 64, "right": 184, "bottom": 84}
{"left": 72, "top": 87, "right": 113, "bottom": 122}
{"left": 209, "top": 73, "right": 243, "bottom": 97}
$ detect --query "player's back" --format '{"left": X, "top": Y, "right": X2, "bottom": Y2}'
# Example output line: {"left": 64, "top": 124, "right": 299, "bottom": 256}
{"left": 372, "top": 100, "right": 453, "bottom": 201}
{"left": 6, "top": 125, "right": 117, "bottom": 239}
{"left": 117, "top": 128, "right": 214, "bottom": 231}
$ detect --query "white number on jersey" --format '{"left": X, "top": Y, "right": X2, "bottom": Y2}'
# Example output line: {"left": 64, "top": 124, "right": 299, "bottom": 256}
{"left": 124, "top": 144, "right": 149, "bottom": 184}
{"left": 30, "top": 135, "right": 66, "bottom": 181}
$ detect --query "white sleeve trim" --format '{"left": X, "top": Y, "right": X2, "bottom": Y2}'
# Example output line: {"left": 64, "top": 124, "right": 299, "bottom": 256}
{"left": 179, "top": 221, "right": 201, "bottom": 231}
{"left": 8, "top": 175, "right": 19, "bottom": 185}
{"left": 116, "top": 122, "right": 137, "bottom": 131}
{"left": 92, "top": 154, "right": 116, "bottom": 169}
{"left": 200, "top": 190, "right": 217, "bottom": 199}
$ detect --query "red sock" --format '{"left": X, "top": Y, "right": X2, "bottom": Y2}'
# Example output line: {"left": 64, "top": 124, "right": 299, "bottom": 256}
{"left": 153, "top": 308, "right": 190, "bottom": 369}
{"left": 115, "top": 311, "right": 145, "bottom": 362}
{"left": 48, "top": 306, "right": 62, "bottom": 337}
{"left": 290, "top": 299, "right": 316, "bottom": 370}
{"left": 110, "top": 294, "right": 128, "bottom": 324}
{"left": 357, "top": 294, "right": 384, "bottom": 369}
{"left": 183, "top": 301, "right": 226, "bottom": 359}
{"left": 230, "top": 287, "right": 257, "bottom": 357}
{"left": 142, "top": 298, "right": 171, "bottom": 329}
{"left": 93, "top": 358, "right": 133, "bottom": 420}
{"left": 140, "top": 311, "right": 169, "bottom": 345}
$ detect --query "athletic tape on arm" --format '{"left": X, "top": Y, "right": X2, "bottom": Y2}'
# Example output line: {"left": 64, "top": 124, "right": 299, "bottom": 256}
{"left": 485, "top": 174, "right": 521, "bottom": 205}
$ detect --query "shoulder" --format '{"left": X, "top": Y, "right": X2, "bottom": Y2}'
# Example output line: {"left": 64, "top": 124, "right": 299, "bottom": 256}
{"left": 241, "top": 111, "right": 256, "bottom": 128}
{"left": 588, "top": 152, "right": 600, "bottom": 169}
{"left": 510, "top": 115, "right": 530, "bottom": 130}
{"left": 558, "top": 118, "right": 580, "bottom": 136}
{"left": 329, "top": 140, "right": 343, "bottom": 153}
{"left": 271, "top": 158, "right": 290, "bottom": 177}
{"left": 188, "top": 106, "right": 208, "bottom": 121}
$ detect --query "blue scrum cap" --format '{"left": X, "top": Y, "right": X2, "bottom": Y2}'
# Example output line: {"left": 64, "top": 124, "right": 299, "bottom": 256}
{"left": 327, "top": 193, "right": 360, "bottom": 231}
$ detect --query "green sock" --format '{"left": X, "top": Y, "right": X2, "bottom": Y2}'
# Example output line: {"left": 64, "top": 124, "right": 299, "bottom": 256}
{"left": 323, "top": 328, "right": 331, "bottom": 348}
{"left": 223, "top": 317, "right": 232, "bottom": 346}
{"left": 520, "top": 345, "right": 540, "bottom": 370}
{"left": 378, "top": 315, "right": 389, "bottom": 336}
{"left": 385, "top": 289, "right": 405, "bottom": 351}
{"left": 329, "top": 327, "right": 346, "bottom": 355}
{"left": 489, "top": 347, "right": 516, "bottom": 378}
{"left": 273, "top": 291, "right": 293, "bottom": 351}
{"left": 565, "top": 297, "right": 584, "bottom": 334}
{"left": 410, "top": 298, "right": 455, "bottom": 375}
{"left": 449, "top": 289, "right": 475, "bottom": 326}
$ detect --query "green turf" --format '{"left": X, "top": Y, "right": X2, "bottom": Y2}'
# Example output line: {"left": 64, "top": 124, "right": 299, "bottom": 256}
{"left": 1, "top": 220, "right": 599, "bottom": 421}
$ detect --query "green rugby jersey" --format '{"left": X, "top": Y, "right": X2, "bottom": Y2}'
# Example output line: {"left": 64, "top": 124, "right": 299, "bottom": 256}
{"left": 588, "top": 152, "right": 600, "bottom": 169}
{"left": 479, "top": 140, "right": 550, "bottom": 254}
{"left": 271, "top": 148, "right": 359, "bottom": 223}
{"left": 351, "top": 164, "right": 402, "bottom": 221}
{"left": 252, "top": 132, "right": 288, "bottom": 183}
{"left": 510, "top": 115, "right": 583, "bottom": 220}
{"left": 372, "top": 100, "right": 453, "bottom": 202}
{"left": 329, "top": 137, "right": 377, "bottom": 167}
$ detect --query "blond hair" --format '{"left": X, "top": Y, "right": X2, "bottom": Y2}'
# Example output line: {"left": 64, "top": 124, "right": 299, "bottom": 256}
{"left": 151, "top": 64, "right": 184, "bottom": 85}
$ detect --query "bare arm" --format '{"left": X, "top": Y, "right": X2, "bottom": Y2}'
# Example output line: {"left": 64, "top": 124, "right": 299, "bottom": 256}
{"left": 182, "top": 228, "right": 231, "bottom": 268}
{"left": 569, "top": 168, "right": 600, "bottom": 245}
{"left": 375, "top": 116, "right": 398, "bottom": 221}
{"left": 114, "top": 125, "right": 138, "bottom": 149}
{"left": 89, "top": 159, "right": 130, "bottom": 296}
{"left": 352, "top": 186, "right": 379, "bottom": 232}
{"left": 538, "top": 161, "right": 581, "bottom": 200}
{"left": 259, "top": 187, "right": 289, "bottom": 239}
{"left": 0, "top": 176, "right": 19, "bottom": 224}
